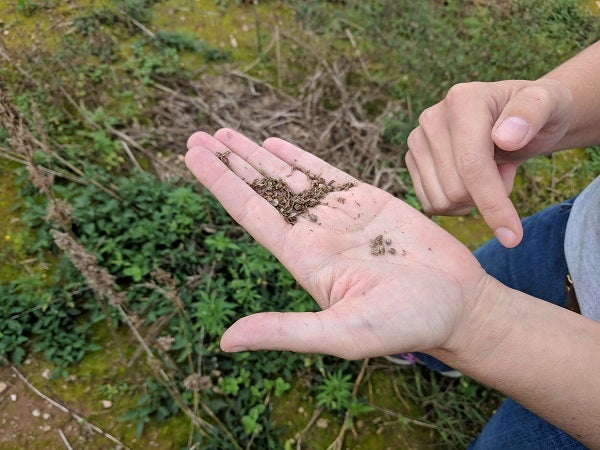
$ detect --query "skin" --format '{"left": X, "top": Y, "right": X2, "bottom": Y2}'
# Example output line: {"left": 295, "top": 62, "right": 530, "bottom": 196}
{"left": 406, "top": 40, "right": 600, "bottom": 248}
{"left": 185, "top": 41, "right": 600, "bottom": 446}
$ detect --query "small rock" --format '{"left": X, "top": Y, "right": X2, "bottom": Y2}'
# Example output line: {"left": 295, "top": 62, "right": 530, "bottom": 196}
{"left": 9, "top": 394, "right": 17, "bottom": 402}
{"left": 316, "top": 418, "right": 329, "bottom": 429}
{"left": 41, "top": 368, "right": 51, "bottom": 380}
{"left": 101, "top": 400, "right": 112, "bottom": 409}
{"left": 40, "top": 424, "right": 51, "bottom": 432}
{"left": 0, "top": 382, "right": 8, "bottom": 394}
{"left": 32, "top": 409, "right": 41, "bottom": 417}
{"left": 42, "top": 413, "right": 51, "bottom": 420}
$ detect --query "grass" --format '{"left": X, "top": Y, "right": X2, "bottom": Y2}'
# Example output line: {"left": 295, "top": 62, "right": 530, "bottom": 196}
{"left": 1, "top": 0, "right": 599, "bottom": 448}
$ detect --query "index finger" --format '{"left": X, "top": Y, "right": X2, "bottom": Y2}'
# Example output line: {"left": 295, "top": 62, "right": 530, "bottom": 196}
{"left": 446, "top": 93, "right": 523, "bottom": 248}
{"left": 184, "top": 143, "right": 292, "bottom": 252}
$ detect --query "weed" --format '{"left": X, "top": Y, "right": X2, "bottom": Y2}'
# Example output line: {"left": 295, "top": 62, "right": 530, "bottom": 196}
{"left": 154, "top": 30, "right": 232, "bottom": 62}
{"left": 0, "top": 270, "right": 102, "bottom": 372}
{"left": 313, "top": 0, "right": 600, "bottom": 150}
{"left": 316, "top": 370, "right": 354, "bottom": 412}
{"left": 16, "top": 0, "right": 42, "bottom": 16}
{"left": 1, "top": 0, "right": 597, "bottom": 448}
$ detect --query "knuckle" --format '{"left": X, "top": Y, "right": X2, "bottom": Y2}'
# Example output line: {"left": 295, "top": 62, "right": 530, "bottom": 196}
{"left": 417, "top": 105, "right": 439, "bottom": 129}
{"left": 477, "top": 201, "right": 505, "bottom": 222}
{"left": 406, "top": 129, "right": 418, "bottom": 150}
{"left": 444, "top": 82, "right": 484, "bottom": 109}
{"left": 422, "top": 200, "right": 444, "bottom": 215}
{"left": 423, "top": 194, "right": 451, "bottom": 214}
{"left": 406, "top": 129, "right": 426, "bottom": 156}
{"left": 419, "top": 105, "right": 436, "bottom": 127}
{"left": 456, "top": 151, "right": 486, "bottom": 179}
{"left": 444, "top": 183, "right": 470, "bottom": 204}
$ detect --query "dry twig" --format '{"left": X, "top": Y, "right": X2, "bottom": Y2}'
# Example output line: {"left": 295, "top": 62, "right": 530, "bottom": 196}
{"left": 9, "top": 365, "right": 130, "bottom": 449}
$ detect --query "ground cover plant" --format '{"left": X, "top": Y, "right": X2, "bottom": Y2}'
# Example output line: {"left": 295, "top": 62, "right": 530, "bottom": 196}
{"left": 1, "top": 0, "right": 599, "bottom": 448}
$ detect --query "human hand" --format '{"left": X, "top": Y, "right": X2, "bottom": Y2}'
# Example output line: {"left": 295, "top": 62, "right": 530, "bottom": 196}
{"left": 405, "top": 79, "right": 573, "bottom": 248}
{"left": 186, "top": 129, "right": 490, "bottom": 359}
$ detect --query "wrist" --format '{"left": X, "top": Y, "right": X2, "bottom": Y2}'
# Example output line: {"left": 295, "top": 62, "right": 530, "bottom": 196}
{"left": 429, "top": 274, "right": 519, "bottom": 370}
{"left": 540, "top": 41, "right": 600, "bottom": 149}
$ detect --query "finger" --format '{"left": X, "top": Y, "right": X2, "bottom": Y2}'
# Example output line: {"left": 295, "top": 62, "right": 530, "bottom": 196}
{"left": 220, "top": 310, "right": 376, "bottom": 360}
{"left": 184, "top": 145, "right": 290, "bottom": 250}
{"left": 454, "top": 142, "right": 522, "bottom": 248}
{"left": 404, "top": 149, "right": 433, "bottom": 212}
{"left": 262, "top": 136, "right": 358, "bottom": 187}
{"left": 188, "top": 131, "right": 263, "bottom": 183}
{"left": 492, "top": 82, "right": 571, "bottom": 153}
{"left": 213, "top": 128, "right": 312, "bottom": 192}
{"left": 406, "top": 127, "right": 455, "bottom": 213}
{"left": 498, "top": 162, "right": 518, "bottom": 195}
{"left": 445, "top": 88, "right": 523, "bottom": 248}
{"left": 420, "top": 107, "right": 473, "bottom": 209}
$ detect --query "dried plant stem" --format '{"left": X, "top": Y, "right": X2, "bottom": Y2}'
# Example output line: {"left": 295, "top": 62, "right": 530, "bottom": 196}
{"left": 275, "top": 25, "right": 282, "bottom": 90}
{"left": 116, "top": 7, "right": 155, "bottom": 38}
{"left": 120, "top": 140, "right": 142, "bottom": 170}
{"left": 58, "top": 428, "right": 74, "bottom": 450}
{"left": 9, "top": 364, "right": 130, "bottom": 449}
{"left": 0, "top": 147, "right": 86, "bottom": 185}
{"left": 294, "top": 406, "right": 325, "bottom": 450}
{"left": 241, "top": 28, "right": 277, "bottom": 73}
{"left": 344, "top": 28, "right": 372, "bottom": 81}
{"left": 0, "top": 47, "right": 120, "bottom": 202}
{"left": 51, "top": 232, "right": 240, "bottom": 447}
{"left": 368, "top": 404, "right": 438, "bottom": 429}
{"left": 127, "top": 313, "right": 174, "bottom": 368}
{"left": 253, "top": 0, "right": 261, "bottom": 54}
{"left": 55, "top": 84, "right": 170, "bottom": 173}
{"left": 0, "top": 90, "right": 74, "bottom": 230}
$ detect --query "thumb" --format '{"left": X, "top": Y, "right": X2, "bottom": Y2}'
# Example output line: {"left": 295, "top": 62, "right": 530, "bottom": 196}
{"left": 493, "top": 115, "right": 533, "bottom": 151}
{"left": 220, "top": 310, "right": 385, "bottom": 360}
{"left": 220, "top": 311, "right": 349, "bottom": 357}
{"left": 492, "top": 82, "right": 571, "bottom": 153}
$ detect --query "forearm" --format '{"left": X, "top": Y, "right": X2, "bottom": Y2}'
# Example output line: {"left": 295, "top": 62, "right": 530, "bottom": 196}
{"left": 543, "top": 40, "right": 600, "bottom": 150}
{"left": 432, "top": 276, "right": 600, "bottom": 446}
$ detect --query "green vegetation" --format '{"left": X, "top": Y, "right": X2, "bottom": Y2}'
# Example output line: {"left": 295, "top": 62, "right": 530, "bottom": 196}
{"left": 1, "top": 0, "right": 598, "bottom": 448}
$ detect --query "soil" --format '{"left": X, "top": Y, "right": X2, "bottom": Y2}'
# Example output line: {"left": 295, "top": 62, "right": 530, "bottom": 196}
{"left": 0, "top": 364, "right": 114, "bottom": 450}
{"left": 0, "top": 361, "right": 173, "bottom": 450}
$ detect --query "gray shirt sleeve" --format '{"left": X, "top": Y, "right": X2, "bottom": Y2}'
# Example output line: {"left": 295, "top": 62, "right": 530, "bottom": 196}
{"left": 564, "top": 175, "right": 600, "bottom": 321}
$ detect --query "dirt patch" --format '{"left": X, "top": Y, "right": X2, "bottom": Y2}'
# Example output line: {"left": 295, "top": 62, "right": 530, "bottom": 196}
{"left": 0, "top": 360, "right": 178, "bottom": 450}
{"left": 0, "top": 364, "right": 112, "bottom": 450}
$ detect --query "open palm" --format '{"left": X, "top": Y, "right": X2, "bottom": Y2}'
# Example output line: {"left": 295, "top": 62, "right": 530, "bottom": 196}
{"left": 185, "top": 129, "right": 488, "bottom": 359}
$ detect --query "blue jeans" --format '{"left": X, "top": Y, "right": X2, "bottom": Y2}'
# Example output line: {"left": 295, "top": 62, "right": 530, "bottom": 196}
{"left": 421, "top": 197, "right": 585, "bottom": 449}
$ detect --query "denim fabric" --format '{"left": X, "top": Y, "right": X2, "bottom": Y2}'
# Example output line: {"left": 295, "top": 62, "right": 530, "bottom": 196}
{"left": 468, "top": 398, "right": 586, "bottom": 450}
{"left": 422, "top": 197, "right": 585, "bottom": 448}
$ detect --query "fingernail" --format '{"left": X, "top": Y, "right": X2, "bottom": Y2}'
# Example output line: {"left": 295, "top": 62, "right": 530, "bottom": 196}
{"left": 494, "top": 227, "right": 518, "bottom": 248}
{"left": 225, "top": 346, "right": 248, "bottom": 353}
{"left": 495, "top": 117, "right": 530, "bottom": 144}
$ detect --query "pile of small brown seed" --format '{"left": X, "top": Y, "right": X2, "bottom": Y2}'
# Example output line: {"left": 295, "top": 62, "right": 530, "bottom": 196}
{"left": 369, "top": 235, "right": 397, "bottom": 256}
{"left": 215, "top": 150, "right": 354, "bottom": 225}
{"left": 216, "top": 151, "right": 231, "bottom": 168}
{"left": 249, "top": 170, "right": 354, "bottom": 224}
